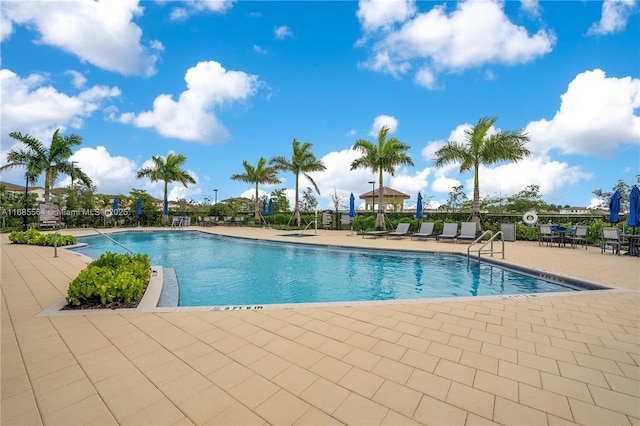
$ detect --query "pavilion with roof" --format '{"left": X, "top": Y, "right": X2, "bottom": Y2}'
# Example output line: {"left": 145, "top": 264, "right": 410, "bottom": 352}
{"left": 359, "top": 185, "right": 410, "bottom": 213}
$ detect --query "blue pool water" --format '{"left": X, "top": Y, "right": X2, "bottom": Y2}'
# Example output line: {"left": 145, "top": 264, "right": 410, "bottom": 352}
{"left": 73, "top": 231, "right": 583, "bottom": 307}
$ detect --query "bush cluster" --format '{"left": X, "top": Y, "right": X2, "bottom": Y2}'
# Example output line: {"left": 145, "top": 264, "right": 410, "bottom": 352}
{"left": 66, "top": 252, "right": 151, "bottom": 306}
{"left": 9, "top": 229, "right": 77, "bottom": 246}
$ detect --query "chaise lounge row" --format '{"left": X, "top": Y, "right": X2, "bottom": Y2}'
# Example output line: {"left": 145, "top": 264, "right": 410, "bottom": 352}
{"left": 363, "top": 221, "right": 478, "bottom": 243}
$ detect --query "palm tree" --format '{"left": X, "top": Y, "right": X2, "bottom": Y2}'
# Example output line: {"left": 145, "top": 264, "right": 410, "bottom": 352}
{"left": 1, "top": 130, "right": 92, "bottom": 230}
{"left": 1, "top": 129, "right": 92, "bottom": 203}
{"left": 136, "top": 153, "right": 196, "bottom": 224}
{"left": 433, "top": 116, "right": 531, "bottom": 227}
{"left": 350, "top": 125, "right": 414, "bottom": 230}
{"left": 270, "top": 139, "right": 326, "bottom": 227}
{"left": 230, "top": 157, "right": 281, "bottom": 222}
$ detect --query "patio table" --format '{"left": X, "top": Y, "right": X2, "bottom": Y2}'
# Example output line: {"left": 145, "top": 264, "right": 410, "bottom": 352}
{"left": 620, "top": 234, "right": 640, "bottom": 256}
{"left": 551, "top": 225, "right": 575, "bottom": 247}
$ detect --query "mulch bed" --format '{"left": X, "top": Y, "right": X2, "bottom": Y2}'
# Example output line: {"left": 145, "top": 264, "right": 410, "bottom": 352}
{"left": 61, "top": 282, "right": 148, "bottom": 310}
{"left": 61, "top": 299, "right": 141, "bottom": 310}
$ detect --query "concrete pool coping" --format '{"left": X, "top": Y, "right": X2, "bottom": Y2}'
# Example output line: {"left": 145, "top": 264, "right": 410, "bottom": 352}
{"left": 2, "top": 226, "right": 639, "bottom": 425}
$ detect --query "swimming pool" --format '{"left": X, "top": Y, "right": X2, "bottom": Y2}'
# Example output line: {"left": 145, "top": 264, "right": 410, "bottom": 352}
{"left": 73, "top": 230, "right": 586, "bottom": 307}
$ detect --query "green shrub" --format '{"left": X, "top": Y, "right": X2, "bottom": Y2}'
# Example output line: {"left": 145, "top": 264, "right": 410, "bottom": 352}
{"left": 9, "top": 229, "right": 77, "bottom": 246}
{"left": 66, "top": 252, "right": 151, "bottom": 306}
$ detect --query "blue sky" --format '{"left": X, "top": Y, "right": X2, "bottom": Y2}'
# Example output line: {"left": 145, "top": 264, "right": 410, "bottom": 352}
{"left": 1, "top": 0, "right": 639, "bottom": 211}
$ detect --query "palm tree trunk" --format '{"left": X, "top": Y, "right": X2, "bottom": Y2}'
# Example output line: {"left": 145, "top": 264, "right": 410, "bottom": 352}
{"left": 163, "top": 181, "right": 169, "bottom": 225}
{"left": 254, "top": 184, "right": 260, "bottom": 223}
{"left": 376, "top": 176, "right": 385, "bottom": 231}
{"left": 472, "top": 185, "right": 481, "bottom": 228}
{"left": 23, "top": 177, "right": 29, "bottom": 231}
{"left": 294, "top": 174, "right": 300, "bottom": 227}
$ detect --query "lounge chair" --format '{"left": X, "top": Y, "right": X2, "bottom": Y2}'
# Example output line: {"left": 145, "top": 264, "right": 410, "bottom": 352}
{"left": 411, "top": 222, "right": 435, "bottom": 241}
{"left": 386, "top": 223, "right": 411, "bottom": 239}
{"left": 538, "top": 224, "right": 559, "bottom": 246}
{"left": 437, "top": 223, "right": 459, "bottom": 242}
{"left": 456, "top": 222, "right": 477, "bottom": 243}
{"left": 362, "top": 230, "right": 388, "bottom": 239}
{"left": 571, "top": 225, "right": 589, "bottom": 249}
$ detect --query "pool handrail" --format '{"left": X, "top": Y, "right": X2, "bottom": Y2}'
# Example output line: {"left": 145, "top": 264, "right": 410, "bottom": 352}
{"left": 54, "top": 228, "right": 133, "bottom": 258}
{"left": 467, "top": 230, "right": 504, "bottom": 260}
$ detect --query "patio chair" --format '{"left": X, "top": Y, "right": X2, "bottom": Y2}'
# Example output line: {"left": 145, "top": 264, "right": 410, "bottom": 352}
{"left": 386, "top": 222, "right": 411, "bottom": 239}
{"left": 601, "top": 227, "right": 625, "bottom": 255}
{"left": 456, "top": 222, "right": 478, "bottom": 243}
{"left": 340, "top": 214, "right": 352, "bottom": 226}
{"left": 411, "top": 222, "right": 435, "bottom": 241}
{"left": 571, "top": 225, "right": 589, "bottom": 249}
{"left": 437, "top": 223, "right": 459, "bottom": 242}
{"left": 538, "top": 224, "right": 559, "bottom": 246}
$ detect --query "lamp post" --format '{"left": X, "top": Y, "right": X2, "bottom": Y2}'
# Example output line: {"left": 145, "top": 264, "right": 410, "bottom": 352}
{"left": 214, "top": 188, "right": 218, "bottom": 205}
{"left": 368, "top": 181, "right": 375, "bottom": 214}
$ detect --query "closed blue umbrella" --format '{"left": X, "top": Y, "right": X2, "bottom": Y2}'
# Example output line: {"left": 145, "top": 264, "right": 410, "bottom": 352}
{"left": 627, "top": 186, "right": 640, "bottom": 232}
{"left": 268, "top": 199, "right": 273, "bottom": 216}
{"left": 349, "top": 193, "right": 356, "bottom": 218}
{"left": 416, "top": 192, "right": 423, "bottom": 219}
{"left": 608, "top": 190, "right": 622, "bottom": 223}
{"left": 136, "top": 198, "right": 142, "bottom": 215}
{"left": 113, "top": 196, "right": 119, "bottom": 215}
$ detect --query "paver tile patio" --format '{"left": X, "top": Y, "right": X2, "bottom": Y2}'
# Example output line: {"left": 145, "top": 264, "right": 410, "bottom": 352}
{"left": 1, "top": 227, "right": 639, "bottom": 425}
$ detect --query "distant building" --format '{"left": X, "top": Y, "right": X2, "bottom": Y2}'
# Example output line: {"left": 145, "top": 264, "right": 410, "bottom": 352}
{"left": 559, "top": 207, "right": 590, "bottom": 215}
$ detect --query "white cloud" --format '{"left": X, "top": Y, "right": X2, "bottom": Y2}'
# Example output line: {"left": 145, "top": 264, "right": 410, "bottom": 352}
{"left": 65, "top": 70, "right": 87, "bottom": 89}
{"left": 356, "top": 0, "right": 416, "bottom": 33}
{"left": 471, "top": 157, "right": 592, "bottom": 203}
{"left": 520, "top": 0, "right": 541, "bottom": 18}
{"left": 167, "top": 0, "right": 235, "bottom": 21}
{"left": 370, "top": 115, "right": 398, "bottom": 136}
{"left": 588, "top": 0, "right": 637, "bottom": 35}
{"left": 414, "top": 67, "right": 437, "bottom": 89}
{"left": 1, "top": 1, "right": 160, "bottom": 76}
{"left": 526, "top": 69, "right": 640, "bottom": 156}
{"left": 359, "top": 0, "right": 555, "bottom": 86}
{"left": 0, "top": 69, "right": 120, "bottom": 141}
{"left": 274, "top": 25, "right": 293, "bottom": 40}
{"left": 253, "top": 45, "right": 267, "bottom": 55}
{"left": 118, "top": 61, "right": 260, "bottom": 143}
{"left": 61, "top": 146, "right": 138, "bottom": 195}
{"left": 431, "top": 176, "right": 462, "bottom": 197}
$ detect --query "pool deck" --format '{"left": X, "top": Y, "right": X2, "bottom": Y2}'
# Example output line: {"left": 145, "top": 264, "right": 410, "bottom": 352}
{"left": 1, "top": 226, "right": 638, "bottom": 425}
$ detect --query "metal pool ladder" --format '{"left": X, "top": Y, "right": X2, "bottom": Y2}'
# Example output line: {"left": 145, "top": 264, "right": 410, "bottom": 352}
{"left": 54, "top": 228, "right": 133, "bottom": 258}
{"left": 467, "top": 230, "right": 504, "bottom": 261}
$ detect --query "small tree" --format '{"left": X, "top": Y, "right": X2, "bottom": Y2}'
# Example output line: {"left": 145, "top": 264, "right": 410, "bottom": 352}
{"left": 504, "top": 184, "right": 548, "bottom": 213}
{"left": 300, "top": 187, "right": 318, "bottom": 212}
{"left": 270, "top": 188, "right": 290, "bottom": 213}
{"left": 447, "top": 185, "right": 467, "bottom": 212}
